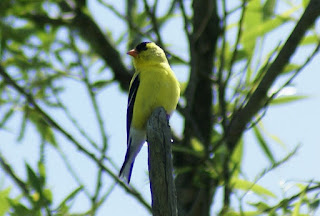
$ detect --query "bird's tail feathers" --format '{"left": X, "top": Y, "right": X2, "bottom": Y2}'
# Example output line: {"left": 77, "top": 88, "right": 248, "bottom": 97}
{"left": 119, "top": 128, "right": 146, "bottom": 183}
{"left": 119, "top": 154, "right": 134, "bottom": 183}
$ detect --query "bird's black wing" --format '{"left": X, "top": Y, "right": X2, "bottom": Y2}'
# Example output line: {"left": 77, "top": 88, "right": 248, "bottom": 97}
{"left": 126, "top": 73, "right": 140, "bottom": 145}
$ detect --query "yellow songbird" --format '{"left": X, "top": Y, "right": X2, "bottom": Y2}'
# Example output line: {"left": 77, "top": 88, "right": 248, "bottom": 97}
{"left": 119, "top": 42, "right": 180, "bottom": 183}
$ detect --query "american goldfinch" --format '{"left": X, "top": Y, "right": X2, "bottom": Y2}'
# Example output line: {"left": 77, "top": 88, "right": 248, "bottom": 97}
{"left": 119, "top": 42, "right": 180, "bottom": 183}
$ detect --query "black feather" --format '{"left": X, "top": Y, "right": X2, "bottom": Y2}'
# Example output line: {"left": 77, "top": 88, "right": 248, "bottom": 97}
{"left": 135, "top": 42, "right": 150, "bottom": 52}
{"left": 126, "top": 74, "right": 140, "bottom": 144}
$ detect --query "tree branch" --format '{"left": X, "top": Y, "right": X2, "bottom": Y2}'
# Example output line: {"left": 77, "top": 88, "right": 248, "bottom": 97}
{"left": 25, "top": 1, "right": 132, "bottom": 90}
{"left": 147, "top": 107, "right": 178, "bottom": 216}
{"left": 71, "top": 4, "right": 132, "bottom": 90}
{"left": 175, "top": 0, "right": 220, "bottom": 215}
{"left": 226, "top": 0, "right": 320, "bottom": 149}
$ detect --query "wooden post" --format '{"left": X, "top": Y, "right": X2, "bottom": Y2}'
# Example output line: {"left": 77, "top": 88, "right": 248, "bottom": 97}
{"left": 147, "top": 107, "right": 178, "bottom": 216}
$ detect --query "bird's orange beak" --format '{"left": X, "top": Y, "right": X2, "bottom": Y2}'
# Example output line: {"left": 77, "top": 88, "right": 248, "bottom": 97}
{"left": 127, "top": 49, "right": 139, "bottom": 58}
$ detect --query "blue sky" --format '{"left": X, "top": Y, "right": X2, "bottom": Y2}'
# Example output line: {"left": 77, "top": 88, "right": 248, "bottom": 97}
{"left": 1, "top": 0, "right": 320, "bottom": 215}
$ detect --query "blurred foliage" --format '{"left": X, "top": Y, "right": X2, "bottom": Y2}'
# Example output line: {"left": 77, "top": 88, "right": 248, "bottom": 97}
{"left": 0, "top": 0, "right": 320, "bottom": 215}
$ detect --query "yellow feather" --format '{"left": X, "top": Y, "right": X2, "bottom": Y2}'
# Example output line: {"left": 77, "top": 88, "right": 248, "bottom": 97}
{"left": 130, "top": 43, "right": 180, "bottom": 129}
{"left": 119, "top": 42, "right": 180, "bottom": 183}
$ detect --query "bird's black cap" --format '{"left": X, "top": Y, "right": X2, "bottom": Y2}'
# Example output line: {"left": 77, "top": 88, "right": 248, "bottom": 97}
{"left": 135, "top": 42, "right": 150, "bottom": 52}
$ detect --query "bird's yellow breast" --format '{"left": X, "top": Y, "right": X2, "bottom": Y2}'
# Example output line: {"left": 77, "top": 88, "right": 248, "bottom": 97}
{"left": 131, "top": 65, "right": 180, "bottom": 129}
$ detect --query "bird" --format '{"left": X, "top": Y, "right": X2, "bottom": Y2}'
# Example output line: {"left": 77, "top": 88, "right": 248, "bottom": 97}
{"left": 119, "top": 42, "right": 180, "bottom": 183}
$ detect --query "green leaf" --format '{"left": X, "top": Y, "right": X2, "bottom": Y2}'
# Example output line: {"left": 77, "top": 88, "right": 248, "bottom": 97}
{"left": 230, "top": 138, "right": 243, "bottom": 177}
{"left": 26, "top": 164, "right": 42, "bottom": 193}
{"left": 169, "top": 54, "right": 188, "bottom": 65}
{"left": 309, "top": 198, "right": 320, "bottom": 211}
{"left": 268, "top": 135, "right": 285, "bottom": 150}
{"left": 37, "top": 31, "right": 56, "bottom": 52}
{"left": 91, "top": 80, "right": 112, "bottom": 91}
{"left": 135, "top": 11, "right": 149, "bottom": 27}
{"left": 218, "top": 42, "right": 248, "bottom": 68}
{"left": 282, "top": 63, "right": 301, "bottom": 74}
{"left": 191, "top": 137, "right": 204, "bottom": 154}
{"left": 231, "top": 178, "right": 276, "bottom": 198}
{"left": 303, "top": 0, "right": 310, "bottom": 8}
{"left": 242, "top": 0, "right": 262, "bottom": 53}
{"left": 300, "top": 34, "right": 319, "bottom": 46}
{"left": 26, "top": 107, "right": 57, "bottom": 147}
{"left": 292, "top": 199, "right": 302, "bottom": 216}
{"left": 234, "top": 49, "right": 248, "bottom": 62}
{"left": 258, "top": 124, "right": 287, "bottom": 149}
{"left": 224, "top": 211, "right": 262, "bottom": 216}
{"left": 0, "top": 108, "right": 14, "bottom": 129}
{"left": 172, "top": 145, "right": 202, "bottom": 158}
{"left": 1, "top": 23, "right": 35, "bottom": 44}
{"left": 253, "top": 126, "right": 276, "bottom": 164}
{"left": 174, "top": 166, "right": 193, "bottom": 176}
{"left": 8, "top": 199, "right": 31, "bottom": 216}
{"left": 54, "top": 204, "right": 69, "bottom": 216}
{"left": 242, "top": 6, "right": 298, "bottom": 52}
{"left": 247, "top": 201, "right": 272, "bottom": 211}
{"left": 251, "top": 42, "right": 282, "bottom": 85}
{"left": 42, "top": 188, "right": 53, "bottom": 205}
{"left": 157, "top": 13, "right": 176, "bottom": 27}
{"left": 270, "top": 95, "right": 309, "bottom": 106}
{"left": 37, "top": 162, "right": 46, "bottom": 181}
{"left": 17, "top": 111, "right": 27, "bottom": 142}
{"left": 293, "top": 186, "right": 306, "bottom": 216}
{"left": 263, "top": 0, "right": 276, "bottom": 20}
{"left": 178, "top": 82, "right": 187, "bottom": 95}
{"left": 244, "top": 1, "right": 262, "bottom": 30}
{"left": 0, "top": 187, "right": 11, "bottom": 216}
{"left": 55, "top": 186, "right": 83, "bottom": 212}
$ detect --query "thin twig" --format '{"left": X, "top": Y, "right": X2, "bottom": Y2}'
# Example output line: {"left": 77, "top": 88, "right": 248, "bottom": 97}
{"left": 240, "top": 144, "right": 300, "bottom": 201}
{"left": 69, "top": 32, "right": 109, "bottom": 208}
{"left": 96, "top": 0, "right": 126, "bottom": 20}
{"left": 89, "top": 182, "right": 117, "bottom": 215}
{"left": 143, "top": 0, "right": 164, "bottom": 48}
{"left": 218, "top": 0, "right": 248, "bottom": 129}
{"left": 217, "top": 0, "right": 228, "bottom": 131}
{"left": 178, "top": 0, "right": 191, "bottom": 41}
{"left": 70, "top": 32, "right": 108, "bottom": 152}
{"left": 0, "top": 152, "right": 32, "bottom": 202}
{"left": 267, "top": 41, "right": 320, "bottom": 104}
{"left": 97, "top": 0, "right": 149, "bottom": 42}
{"left": 220, "top": 152, "right": 232, "bottom": 215}
{"left": 0, "top": 65, "right": 152, "bottom": 212}
{"left": 55, "top": 145, "right": 92, "bottom": 198}
{"left": 51, "top": 85, "right": 100, "bottom": 151}
{"left": 248, "top": 41, "right": 320, "bottom": 129}
{"left": 226, "top": 0, "right": 247, "bottom": 83}
{"left": 163, "top": 0, "right": 178, "bottom": 22}
{"left": 263, "top": 183, "right": 320, "bottom": 213}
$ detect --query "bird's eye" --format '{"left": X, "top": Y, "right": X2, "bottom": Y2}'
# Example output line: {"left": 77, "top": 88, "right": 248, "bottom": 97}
{"left": 135, "top": 42, "right": 150, "bottom": 52}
